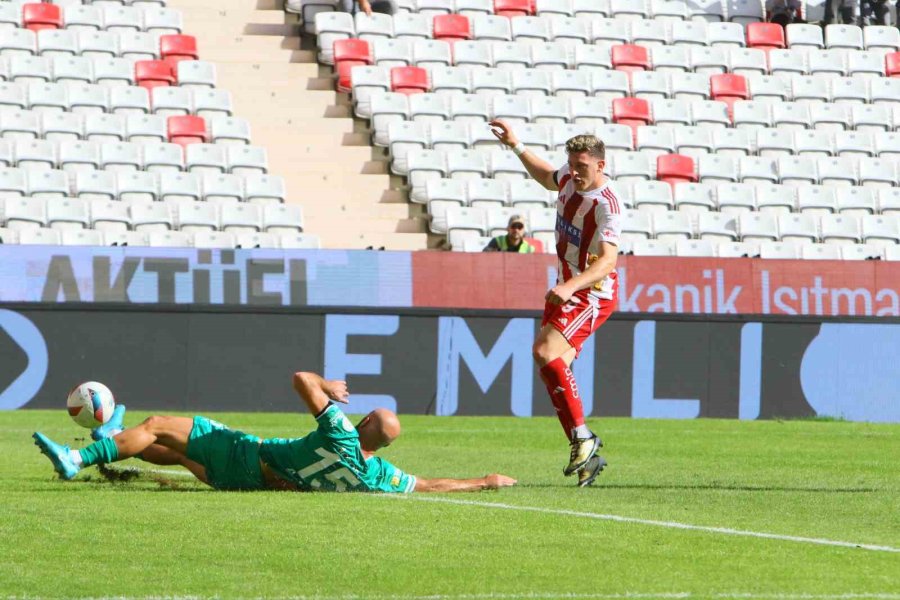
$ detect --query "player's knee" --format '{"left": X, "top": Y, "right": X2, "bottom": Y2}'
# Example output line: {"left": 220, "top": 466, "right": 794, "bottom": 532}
{"left": 140, "top": 415, "right": 167, "bottom": 432}
{"left": 532, "top": 341, "right": 552, "bottom": 365}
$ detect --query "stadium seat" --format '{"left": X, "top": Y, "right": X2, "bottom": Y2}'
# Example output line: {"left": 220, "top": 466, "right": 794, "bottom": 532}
{"left": 674, "top": 181, "right": 716, "bottom": 212}
{"left": 160, "top": 35, "right": 198, "bottom": 65}
{"left": 217, "top": 202, "right": 260, "bottom": 233}
{"left": 392, "top": 12, "right": 430, "bottom": 41}
{"left": 94, "top": 58, "right": 135, "bottom": 86}
{"left": 4, "top": 195, "right": 47, "bottom": 229}
{"left": 778, "top": 213, "right": 818, "bottom": 245}
{"left": 390, "top": 66, "right": 428, "bottom": 95}
{"left": 209, "top": 117, "right": 253, "bottom": 145}
{"left": 18, "top": 227, "right": 61, "bottom": 244}
{"left": 746, "top": 22, "right": 784, "bottom": 52}
{"left": 413, "top": 40, "right": 452, "bottom": 69}
{"left": 632, "top": 180, "right": 673, "bottom": 212}
{"left": 786, "top": 23, "right": 824, "bottom": 49}
{"left": 752, "top": 183, "right": 794, "bottom": 214}
{"left": 433, "top": 14, "right": 470, "bottom": 43}
{"left": 148, "top": 230, "right": 192, "bottom": 247}
{"left": 143, "top": 8, "right": 182, "bottom": 35}
{"left": 697, "top": 211, "right": 739, "bottom": 241}
{"left": 494, "top": 0, "right": 531, "bottom": 18}
{"left": 799, "top": 243, "right": 841, "bottom": 260}
{"left": 675, "top": 239, "right": 716, "bottom": 257}
{"left": 591, "top": 70, "right": 630, "bottom": 98}
{"left": 571, "top": 98, "right": 612, "bottom": 128}
{"left": 117, "top": 171, "right": 159, "bottom": 203}
{"left": 151, "top": 86, "right": 192, "bottom": 117}
{"left": 184, "top": 143, "right": 226, "bottom": 174}
{"left": 167, "top": 114, "right": 208, "bottom": 146}
{"left": 334, "top": 39, "right": 373, "bottom": 93}
{"left": 373, "top": 39, "right": 412, "bottom": 68}
{"left": 825, "top": 24, "right": 863, "bottom": 51}
{"left": 631, "top": 71, "right": 668, "bottom": 100}
{"left": 673, "top": 125, "right": 714, "bottom": 157}
{"left": 23, "top": 3, "right": 61, "bottom": 32}
{"left": 426, "top": 179, "right": 466, "bottom": 233}
{"left": 244, "top": 174, "right": 285, "bottom": 205}
{"left": 631, "top": 238, "right": 675, "bottom": 256}
{"left": 73, "top": 169, "right": 116, "bottom": 202}
{"left": 612, "top": 97, "right": 651, "bottom": 135}
{"left": 233, "top": 231, "right": 280, "bottom": 249}
{"left": 797, "top": 185, "right": 838, "bottom": 215}
{"left": 353, "top": 12, "right": 393, "bottom": 45}
{"left": 611, "top": 44, "right": 650, "bottom": 73}
{"left": 47, "top": 197, "right": 90, "bottom": 231}
{"left": 728, "top": 47, "right": 767, "bottom": 76}
{"left": 278, "top": 233, "right": 321, "bottom": 249}
{"left": 850, "top": 104, "right": 891, "bottom": 133}
{"left": 820, "top": 213, "right": 860, "bottom": 245}
{"left": 653, "top": 99, "right": 693, "bottom": 129}
{"left": 653, "top": 210, "right": 694, "bottom": 240}
{"left": 631, "top": 19, "right": 668, "bottom": 48}
{"left": 90, "top": 199, "right": 131, "bottom": 232}
{"left": 636, "top": 126, "right": 675, "bottom": 157}
{"left": 144, "top": 142, "right": 185, "bottom": 172}
{"left": 738, "top": 211, "right": 778, "bottom": 242}
{"left": 104, "top": 230, "right": 149, "bottom": 246}
{"left": 262, "top": 203, "right": 303, "bottom": 233}
{"left": 472, "top": 68, "right": 513, "bottom": 96}
{"left": 198, "top": 172, "right": 242, "bottom": 204}
{"left": 99, "top": 141, "right": 141, "bottom": 172}
{"left": 885, "top": 52, "right": 900, "bottom": 78}
{"left": 864, "top": 26, "right": 900, "bottom": 52}
{"left": 861, "top": 214, "right": 900, "bottom": 245}
{"left": 709, "top": 73, "right": 747, "bottom": 117}
{"left": 132, "top": 202, "right": 174, "bottom": 233}
{"left": 119, "top": 32, "right": 161, "bottom": 61}
{"left": 315, "top": 12, "right": 354, "bottom": 64}
{"left": 457, "top": 0, "right": 494, "bottom": 17}
{"left": 176, "top": 201, "right": 218, "bottom": 232}
{"left": 447, "top": 149, "right": 488, "bottom": 180}
{"left": 670, "top": 72, "right": 710, "bottom": 101}
{"left": 470, "top": 179, "right": 508, "bottom": 210}
{"left": 58, "top": 140, "right": 101, "bottom": 172}
{"left": 551, "top": 17, "right": 590, "bottom": 47}
{"left": 416, "top": 0, "right": 454, "bottom": 18}
{"left": 657, "top": 154, "right": 696, "bottom": 187}
{"left": 135, "top": 60, "right": 175, "bottom": 90}
{"left": 177, "top": 60, "right": 216, "bottom": 89}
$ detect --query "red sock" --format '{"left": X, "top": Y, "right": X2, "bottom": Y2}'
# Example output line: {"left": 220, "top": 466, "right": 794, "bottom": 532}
{"left": 539, "top": 357, "right": 585, "bottom": 441}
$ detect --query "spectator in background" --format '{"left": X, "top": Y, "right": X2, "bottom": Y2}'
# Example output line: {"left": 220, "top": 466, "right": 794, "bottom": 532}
{"left": 860, "top": 0, "right": 891, "bottom": 25}
{"left": 823, "top": 0, "right": 860, "bottom": 24}
{"left": 483, "top": 214, "right": 536, "bottom": 253}
{"left": 766, "top": 0, "right": 803, "bottom": 25}
{"left": 343, "top": 0, "right": 397, "bottom": 15}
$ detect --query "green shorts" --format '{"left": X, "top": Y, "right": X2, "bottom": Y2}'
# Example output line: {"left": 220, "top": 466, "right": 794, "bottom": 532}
{"left": 185, "top": 416, "right": 266, "bottom": 491}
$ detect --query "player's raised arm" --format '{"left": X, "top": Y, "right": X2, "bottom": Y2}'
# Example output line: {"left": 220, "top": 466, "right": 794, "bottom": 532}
{"left": 413, "top": 473, "right": 517, "bottom": 493}
{"left": 489, "top": 119, "right": 558, "bottom": 191}
{"left": 292, "top": 371, "right": 349, "bottom": 415}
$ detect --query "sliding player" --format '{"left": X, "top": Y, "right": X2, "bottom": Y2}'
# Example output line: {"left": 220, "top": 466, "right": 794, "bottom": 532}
{"left": 33, "top": 371, "right": 517, "bottom": 493}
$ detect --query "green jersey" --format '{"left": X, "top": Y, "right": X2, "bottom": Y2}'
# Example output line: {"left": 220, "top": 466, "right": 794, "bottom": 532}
{"left": 258, "top": 404, "right": 416, "bottom": 493}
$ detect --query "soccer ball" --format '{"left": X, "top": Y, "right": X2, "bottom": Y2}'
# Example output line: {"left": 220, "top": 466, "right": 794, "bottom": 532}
{"left": 66, "top": 382, "right": 116, "bottom": 429}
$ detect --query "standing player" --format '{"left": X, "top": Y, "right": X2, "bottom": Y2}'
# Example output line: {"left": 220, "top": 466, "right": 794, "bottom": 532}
{"left": 33, "top": 371, "right": 517, "bottom": 493}
{"left": 490, "top": 120, "right": 621, "bottom": 488}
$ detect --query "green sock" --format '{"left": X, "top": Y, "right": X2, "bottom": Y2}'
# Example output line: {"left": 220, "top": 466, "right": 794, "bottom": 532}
{"left": 78, "top": 438, "right": 120, "bottom": 467}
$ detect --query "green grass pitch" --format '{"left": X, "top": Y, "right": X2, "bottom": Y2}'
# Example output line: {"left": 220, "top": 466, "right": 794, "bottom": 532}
{"left": 1, "top": 410, "right": 898, "bottom": 599}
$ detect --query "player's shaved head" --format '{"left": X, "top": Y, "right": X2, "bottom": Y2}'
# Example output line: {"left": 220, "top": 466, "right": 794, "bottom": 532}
{"left": 356, "top": 408, "right": 401, "bottom": 453}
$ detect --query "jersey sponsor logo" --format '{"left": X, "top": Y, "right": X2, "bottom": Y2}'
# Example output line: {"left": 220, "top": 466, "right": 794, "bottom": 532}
{"left": 341, "top": 416, "right": 354, "bottom": 432}
{"left": 556, "top": 214, "right": 581, "bottom": 246}
{"left": 559, "top": 317, "right": 568, "bottom": 326}
{"left": 391, "top": 475, "right": 401, "bottom": 487}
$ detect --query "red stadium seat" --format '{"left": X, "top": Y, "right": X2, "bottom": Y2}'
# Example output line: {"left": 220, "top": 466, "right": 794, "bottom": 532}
{"left": 612, "top": 97, "right": 651, "bottom": 127}
{"left": 657, "top": 154, "right": 697, "bottom": 188}
{"left": 334, "top": 39, "right": 372, "bottom": 93}
{"left": 390, "top": 66, "right": 429, "bottom": 95}
{"left": 746, "top": 22, "right": 785, "bottom": 51}
{"left": 611, "top": 44, "right": 650, "bottom": 73}
{"left": 710, "top": 73, "right": 748, "bottom": 117}
{"left": 135, "top": 60, "right": 176, "bottom": 90}
{"left": 433, "top": 14, "right": 471, "bottom": 43}
{"left": 886, "top": 52, "right": 900, "bottom": 77}
{"left": 160, "top": 35, "right": 199, "bottom": 65}
{"left": 22, "top": 3, "right": 61, "bottom": 31}
{"left": 494, "top": 0, "right": 532, "bottom": 17}
{"left": 167, "top": 115, "right": 209, "bottom": 146}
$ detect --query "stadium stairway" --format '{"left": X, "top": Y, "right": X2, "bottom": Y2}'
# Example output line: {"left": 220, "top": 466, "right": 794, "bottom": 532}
{"left": 168, "top": 0, "right": 432, "bottom": 249}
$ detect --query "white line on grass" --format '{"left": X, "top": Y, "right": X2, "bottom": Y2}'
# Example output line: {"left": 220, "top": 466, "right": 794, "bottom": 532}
{"left": 387, "top": 496, "right": 900, "bottom": 554}
{"left": 9, "top": 593, "right": 900, "bottom": 600}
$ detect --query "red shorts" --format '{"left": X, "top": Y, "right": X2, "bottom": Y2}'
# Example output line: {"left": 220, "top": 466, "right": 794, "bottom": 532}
{"left": 541, "top": 289, "right": 617, "bottom": 356}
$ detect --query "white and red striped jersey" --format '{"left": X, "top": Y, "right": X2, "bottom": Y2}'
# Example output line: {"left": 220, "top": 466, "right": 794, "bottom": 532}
{"left": 553, "top": 164, "right": 622, "bottom": 301}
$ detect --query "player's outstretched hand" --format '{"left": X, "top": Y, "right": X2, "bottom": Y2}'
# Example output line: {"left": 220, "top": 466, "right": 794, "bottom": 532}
{"left": 485, "top": 474, "right": 517, "bottom": 489}
{"left": 489, "top": 119, "right": 519, "bottom": 148}
{"left": 324, "top": 380, "right": 350, "bottom": 404}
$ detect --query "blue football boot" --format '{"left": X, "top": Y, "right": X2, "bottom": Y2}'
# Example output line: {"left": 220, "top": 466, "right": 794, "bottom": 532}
{"left": 91, "top": 404, "right": 126, "bottom": 441}
{"left": 32, "top": 432, "right": 80, "bottom": 480}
